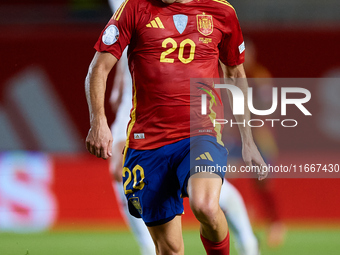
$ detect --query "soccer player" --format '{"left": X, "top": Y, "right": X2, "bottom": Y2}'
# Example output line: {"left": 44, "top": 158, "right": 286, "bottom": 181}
{"left": 85, "top": 0, "right": 267, "bottom": 254}
{"left": 109, "top": 30, "right": 259, "bottom": 255}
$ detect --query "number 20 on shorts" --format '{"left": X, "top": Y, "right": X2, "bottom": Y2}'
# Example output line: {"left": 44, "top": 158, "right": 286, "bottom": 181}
{"left": 160, "top": 38, "right": 196, "bottom": 64}
{"left": 123, "top": 165, "right": 145, "bottom": 194}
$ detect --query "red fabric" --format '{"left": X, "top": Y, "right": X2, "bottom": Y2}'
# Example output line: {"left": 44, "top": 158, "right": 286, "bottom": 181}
{"left": 94, "top": 0, "right": 244, "bottom": 150}
{"left": 200, "top": 231, "right": 230, "bottom": 255}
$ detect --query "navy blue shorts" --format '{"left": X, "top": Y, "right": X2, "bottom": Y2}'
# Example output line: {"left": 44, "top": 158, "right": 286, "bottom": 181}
{"left": 123, "top": 135, "right": 228, "bottom": 226}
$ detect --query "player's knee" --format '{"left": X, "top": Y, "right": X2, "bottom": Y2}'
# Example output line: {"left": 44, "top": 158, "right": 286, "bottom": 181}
{"left": 156, "top": 245, "right": 182, "bottom": 255}
{"left": 190, "top": 197, "right": 220, "bottom": 228}
{"left": 154, "top": 240, "right": 183, "bottom": 255}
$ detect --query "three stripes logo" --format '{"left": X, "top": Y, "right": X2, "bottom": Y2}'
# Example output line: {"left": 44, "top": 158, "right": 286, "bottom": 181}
{"left": 195, "top": 152, "right": 214, "bottom": 162}
{"left": 146, "top": 17, "right": 165, "bottom": 29}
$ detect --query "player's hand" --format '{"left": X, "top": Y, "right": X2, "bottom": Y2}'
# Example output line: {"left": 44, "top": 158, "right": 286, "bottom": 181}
{"left": 242, "top": 142, "right": 268, "bottom": 181}
{"left": 85, "top": 118, "right": 113, "bottom": 159}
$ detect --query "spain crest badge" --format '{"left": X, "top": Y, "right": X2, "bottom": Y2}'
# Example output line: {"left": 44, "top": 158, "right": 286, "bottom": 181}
{"left": 197, "top": 13, "right": 213, "bottom": 36}
{"left": 129, "top": 197, "right": 142, "bottom": 215}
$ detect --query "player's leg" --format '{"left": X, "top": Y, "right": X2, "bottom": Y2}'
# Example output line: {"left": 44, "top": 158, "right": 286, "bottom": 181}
{"left": 112, "top": 182, "right": 156, "bottom": 255}
{"left": 110, "top": 141, "right": 156, "bottom": 255}
{"left": 253, "top": 179, "right": 285, "bottom": 247}
{"left": 147, "top": 215, "right": 184, "bottom": 255}
{"left": 188, "top": 173, "right": 230, "bottom": 255}
{"left": 180, "top": 136, "right": 231, "bottom": 254}
{"left": 123, "top": 144, "right": 188, "bottom": 255}
{"left": 219, "top": 180, "right": 259, "bottom": 255}
{"left": 252, "top": 128, "right": 285, "bottom": 247}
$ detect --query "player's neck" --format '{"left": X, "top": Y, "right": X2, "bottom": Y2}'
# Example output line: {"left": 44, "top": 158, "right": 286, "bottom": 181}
{"left": 177, "top": 0, "right": 194, "bottom": 3}
{"left": 162, "top": 0, "right": 194, "bottom": 4}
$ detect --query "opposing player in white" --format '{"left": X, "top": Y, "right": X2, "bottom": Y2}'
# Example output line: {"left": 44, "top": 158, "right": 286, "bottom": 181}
{"left": 219, "top": 182, "right": 259, "bottom": 255}
{"left": 108, "top": 1, "right": 259, "bottom": 254}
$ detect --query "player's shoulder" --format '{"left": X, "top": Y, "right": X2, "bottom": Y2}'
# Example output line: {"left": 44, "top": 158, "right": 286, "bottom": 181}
{"left": 112, "top": 0, "right": 151, "bottom": 19}
{"left": 119, "top": 0, "right": 146, "bottom": 9}
{"left": 205, "top": 0, "right": 237, "bottom": 18}
{"left": 124, "top": 0, "right": 158, "bottom": 8}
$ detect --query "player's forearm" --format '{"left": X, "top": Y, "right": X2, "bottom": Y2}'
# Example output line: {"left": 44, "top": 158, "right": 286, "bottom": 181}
{"left": 85, "top": 52, "right": 117, "bottom": 125}
{"left": 230, "top": 78, "right": 254, "bottom": 145}
{"left": 223, "top": 63, "right": 254, "bottom": 145}
{"left": 85, "top": 65, "right": 108, "bottom": 124}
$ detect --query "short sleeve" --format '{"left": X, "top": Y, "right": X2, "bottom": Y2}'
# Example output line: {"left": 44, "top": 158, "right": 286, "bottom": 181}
{"left": 94, "top": 0, "right": 136, "bottom": 60}
{"left": 218, "top": 8, "right": 245, "bottom": 66}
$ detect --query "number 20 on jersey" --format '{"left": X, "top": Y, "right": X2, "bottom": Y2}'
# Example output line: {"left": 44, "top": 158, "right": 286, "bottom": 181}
{"left": 160, "top": 38, "right": 196, "bottom": 64}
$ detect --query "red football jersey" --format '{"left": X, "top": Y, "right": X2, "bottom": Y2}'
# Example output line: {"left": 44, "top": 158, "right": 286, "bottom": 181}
{"left": 95, "top": 0, "right": 245, "bottom": 150}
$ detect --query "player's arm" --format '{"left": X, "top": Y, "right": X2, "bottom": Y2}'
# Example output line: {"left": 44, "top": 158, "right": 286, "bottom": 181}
{"left": 220, "top": 62, "right": 268, "bottom": 180}
{"left": 85, "top": 51, "right": 118, "bottom": 159}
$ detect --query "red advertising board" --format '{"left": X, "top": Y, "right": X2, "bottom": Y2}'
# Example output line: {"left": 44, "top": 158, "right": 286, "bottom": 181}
{"left": 1, "top": 152, "right": 339, "bottom": 232}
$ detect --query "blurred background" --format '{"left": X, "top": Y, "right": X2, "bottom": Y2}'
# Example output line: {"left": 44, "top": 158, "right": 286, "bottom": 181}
{"left": 0, "top": 0, "right": 340, "bottom": 254}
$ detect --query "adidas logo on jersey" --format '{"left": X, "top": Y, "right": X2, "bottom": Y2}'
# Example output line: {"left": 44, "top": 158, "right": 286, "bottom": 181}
{"left": 134, "top": 133, "right": 145, "bottom": 139}
{"left": 146, "top": 17, "right": 165, "bottom": 28}
{"left": 195, "top": 152, "right": 214, "bottom": 162}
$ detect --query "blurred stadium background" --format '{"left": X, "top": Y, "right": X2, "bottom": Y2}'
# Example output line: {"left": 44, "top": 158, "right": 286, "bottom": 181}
{"left": 0, "top": 0, "right": 340, "bottom": 254}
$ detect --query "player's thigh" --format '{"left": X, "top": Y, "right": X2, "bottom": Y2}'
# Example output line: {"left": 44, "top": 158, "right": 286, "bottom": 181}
{"left": 185, "top": 135, "right": 227, "bottom": 208}
{"left": 176, "top": 135, "right": 228, "bottom": 198}
{"left": 188, "top": 172, "right": 223, "bottom": 216}
{"left": 147, "top": 215, "right": 184, "bottom": 255}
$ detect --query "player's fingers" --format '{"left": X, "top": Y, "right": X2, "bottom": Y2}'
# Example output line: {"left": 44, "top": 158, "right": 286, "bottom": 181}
{"left": 254, "top": 159, "right": 268, "bottom": 180}
{"left": 85, "top": 141, "right": 91, "bottom": 153}
{"left": 107, "top": 139, "right": 113, "bottom": 157}
{"left": 100, "top": 146, "right": 107, "bottom": 159}
{"left": 101, "top": 141, "right": 111, "bottom": 159}
{"left": 94, "top": 145, "right": 102, "bottom": 158}
{"left": 258, "top": 169, "right": 267, "bottom": 180}
{"left": 258, "top": 171, "right": 268, "bottom": 181}
{"left": 86, "top": 141, "right": 96, "bottom": 156}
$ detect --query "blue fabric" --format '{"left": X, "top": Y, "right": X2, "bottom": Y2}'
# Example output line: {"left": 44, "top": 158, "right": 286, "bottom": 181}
{"left": 123, "top": 135, "right": 228, "bottom": 226}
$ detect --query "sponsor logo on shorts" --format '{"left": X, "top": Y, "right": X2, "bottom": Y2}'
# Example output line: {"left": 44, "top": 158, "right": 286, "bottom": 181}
{"left": 195, "top": 152, "right": 214, "bottom": 162}
{"left": 129, "top": 197, "right": 142, "bottom": 215}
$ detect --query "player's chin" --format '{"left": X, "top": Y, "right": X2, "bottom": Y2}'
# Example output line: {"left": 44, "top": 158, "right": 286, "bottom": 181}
{"left": 161, "top": 0, "right": 177, "bottom": 4}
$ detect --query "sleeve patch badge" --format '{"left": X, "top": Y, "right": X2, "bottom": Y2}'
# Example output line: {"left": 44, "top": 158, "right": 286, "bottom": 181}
{"left": 102, "top": 25, "right": 119, "bottom": 45}
{"left": 238, "top": 41, "right": 245, "bottom": 54}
